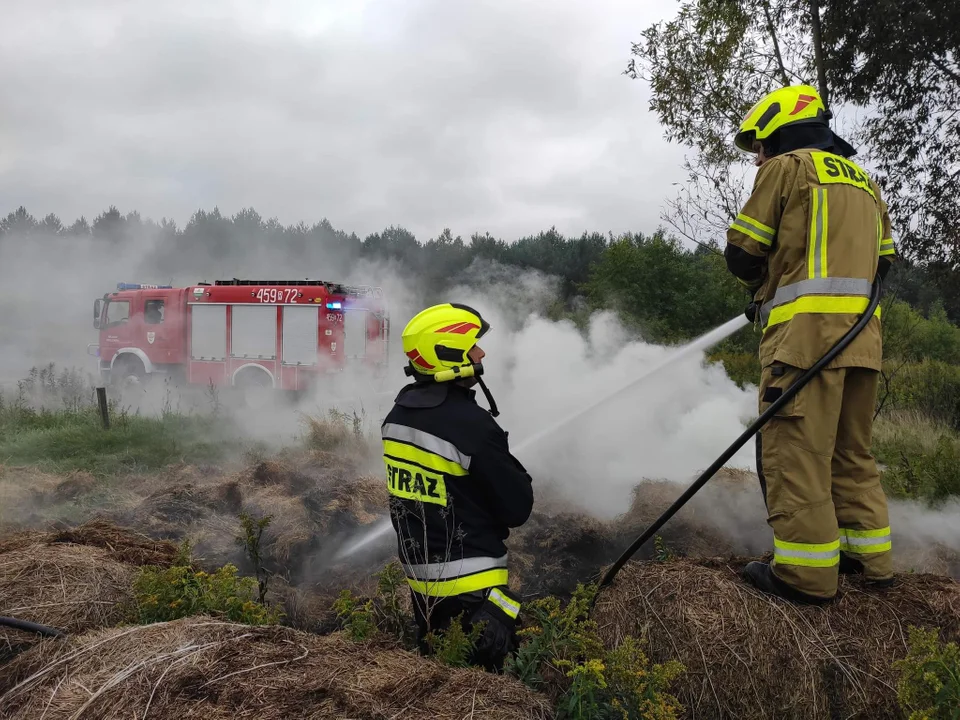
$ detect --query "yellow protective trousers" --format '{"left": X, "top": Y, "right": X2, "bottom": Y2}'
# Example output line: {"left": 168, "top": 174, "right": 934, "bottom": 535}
{"left": 757, "top": 363, "right": 893, "bottom": 599}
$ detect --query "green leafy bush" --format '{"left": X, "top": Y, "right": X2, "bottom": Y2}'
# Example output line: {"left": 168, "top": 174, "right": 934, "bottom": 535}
{"left": 332, "top": 589, "right": 377, "bottom": 641}
{"left": 585, "top": 231, "right": 747, "bottom": 345}
{"left": 881, "top": 360, "right": 960, "bottom": 430}
{"left": 132, "top": 544, "right": 283, "bottom": 625}
{"left": 883, "top": 299, "right": 960, "bottom": 366}
{"left": 878, "top": 435, "right": 960, "bottom": 505}
{"left": 331, "top": 561, "right": 416, "bottom": 645}
{"left": 236, "top": 511, "right": 274, "bottom": 604}
{"left": 895, "top": 626, "right": 960, "bottom": 719}
{"left": 507, "top": 584, "right": 684, "bottom": 719}
{"left": 333, "top": 584, "right": 480, "bottom": 667}
{"left": 424, "top": 612, "right": 483, "bottom": 668}
{"left": 374, "top": 561, "right": 416, "bottom": 645}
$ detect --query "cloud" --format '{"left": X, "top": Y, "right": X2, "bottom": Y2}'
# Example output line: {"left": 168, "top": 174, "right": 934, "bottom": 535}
{"left": 0, "top": 0, "right": 684, "bottom": 240}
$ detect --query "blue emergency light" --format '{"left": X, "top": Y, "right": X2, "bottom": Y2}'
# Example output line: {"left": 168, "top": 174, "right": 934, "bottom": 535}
{"left": 117, "top": 283, "right": 173, "bottom": 290}
{"left": 326, "top": 302, "right": 342, "bottom": 309}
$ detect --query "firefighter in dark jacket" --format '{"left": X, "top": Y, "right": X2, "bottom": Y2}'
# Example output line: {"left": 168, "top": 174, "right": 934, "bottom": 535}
{"left": 725, "top": 85, "right": 896, "bottom": 604}
{"left": 382, "top": 302, "right": 534, "bottom": 671}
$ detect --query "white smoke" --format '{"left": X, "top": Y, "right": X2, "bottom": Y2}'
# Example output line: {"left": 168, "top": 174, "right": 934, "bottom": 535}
{"left": 445, "top": 277, "right": 757, "bottom": 517}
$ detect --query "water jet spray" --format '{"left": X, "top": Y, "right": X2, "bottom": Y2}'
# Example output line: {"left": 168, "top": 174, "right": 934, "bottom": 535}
{"left": 510, "top": 314, "right": 749, "bottom": 454}
{"left": 332, "top": 313, "right": 751, "bottom": 561}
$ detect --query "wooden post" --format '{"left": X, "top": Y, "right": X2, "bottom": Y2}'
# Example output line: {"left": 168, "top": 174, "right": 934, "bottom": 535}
{"left": 96, "top": 386, "right": 110, "bottom": 429}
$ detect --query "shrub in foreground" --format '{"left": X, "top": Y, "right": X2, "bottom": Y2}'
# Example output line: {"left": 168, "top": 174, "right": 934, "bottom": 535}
{"left": 507, "top": 584, "right": 685, "bottom": 719}
{"left": 895, "top": 626, "right": 960, "bottom": 719}
{"left": 874, "top": 412, "right": 960, "bottom": 504}
{"left": 132, "top": 543, "right": 283, "bottom": 626}
{"left": 333, "top": 568, "right": 685, "bottom": 717}
{"left": 332, "top": 566, "right": 483, "bottom": 665}
{"left": 332, "top": 561, "right": 416, "bottom": 645}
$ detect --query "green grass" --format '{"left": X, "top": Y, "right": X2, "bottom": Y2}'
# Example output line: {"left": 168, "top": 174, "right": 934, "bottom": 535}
{"left": 0, "top": 364, "right": 252, "bottom": 475}
{"left": 0, "top": 405, "right": 234, "bottom": 476}
{"left": 0, "top": 363, "right": 376, "bottom": 477}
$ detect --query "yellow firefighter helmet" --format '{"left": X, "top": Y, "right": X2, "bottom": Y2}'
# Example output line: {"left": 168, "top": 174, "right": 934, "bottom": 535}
{"left": 401, "top": 303, "right": 490, "bottom": 379}
{"left": 735, "top": 85, "right": 828, "bottom": 153}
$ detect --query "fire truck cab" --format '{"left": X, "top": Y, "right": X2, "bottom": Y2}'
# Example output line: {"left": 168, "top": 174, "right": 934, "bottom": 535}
{"left": 89, "top": 279, "right": 390, "bottom": 392}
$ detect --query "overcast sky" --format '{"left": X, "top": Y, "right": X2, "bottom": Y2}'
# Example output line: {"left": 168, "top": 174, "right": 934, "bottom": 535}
{"left": 0, "top": 0, "right": 689, "bottom": 241}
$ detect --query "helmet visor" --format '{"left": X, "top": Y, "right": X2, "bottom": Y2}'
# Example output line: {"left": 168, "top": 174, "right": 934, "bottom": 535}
{"left": 450, "top": 302, "right": 491, "bottom": 338}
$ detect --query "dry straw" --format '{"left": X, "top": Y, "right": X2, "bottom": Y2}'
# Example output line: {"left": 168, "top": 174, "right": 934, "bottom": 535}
{"left": 0, "top": 521, "right": 178, "bottom": 660}
{"left": 593, "top": 557, "right": 960, "bottom": 719}
{"left": 0, "top": 617, "right": 553, "bottom": 719}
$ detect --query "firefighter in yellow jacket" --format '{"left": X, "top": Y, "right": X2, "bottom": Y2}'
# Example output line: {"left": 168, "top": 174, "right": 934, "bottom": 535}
{"left": 724, "top": 85, "right": 896, "bottom": 603}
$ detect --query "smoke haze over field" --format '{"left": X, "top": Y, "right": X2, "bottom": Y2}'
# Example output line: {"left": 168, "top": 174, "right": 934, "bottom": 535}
{"left": 4, "top": 227, "right": 960, "bottom": 574}
{"left": 0, "top": 213, "right": 760, "bottom": 517}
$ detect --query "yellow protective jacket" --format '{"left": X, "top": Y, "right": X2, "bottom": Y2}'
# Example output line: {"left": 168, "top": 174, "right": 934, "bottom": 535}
{"left": 725, "top": 148, "right": 898, "bottom": 370}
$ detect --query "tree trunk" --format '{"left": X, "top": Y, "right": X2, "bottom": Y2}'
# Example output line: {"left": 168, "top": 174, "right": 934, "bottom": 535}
{"left": 808, "top": 0, "right": 830, "bottom": 110}
{"left": 763, "top": 1, "right": 790, "bottom": 85}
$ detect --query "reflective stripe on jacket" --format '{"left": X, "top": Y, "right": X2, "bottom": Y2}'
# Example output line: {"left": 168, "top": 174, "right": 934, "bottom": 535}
{"left": 725, "top": 148, "right": 899, "bottom": 370}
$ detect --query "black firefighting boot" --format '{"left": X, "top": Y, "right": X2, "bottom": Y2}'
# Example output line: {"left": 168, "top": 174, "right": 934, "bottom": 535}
{"left": 839, "top": 552, "right": 895, "bottom": 589}
{"left": 741, "top": 561, "right": 833, "bottom": 605}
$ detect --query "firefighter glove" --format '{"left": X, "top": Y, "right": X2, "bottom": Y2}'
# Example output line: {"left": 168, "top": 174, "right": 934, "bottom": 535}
{"left": 468, "top": 587, "right": 521, "bottom": 671}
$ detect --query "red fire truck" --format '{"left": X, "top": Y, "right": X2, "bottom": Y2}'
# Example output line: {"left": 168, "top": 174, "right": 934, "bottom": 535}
{"left": 89, "top": 279, "right": 390, "bottom": 392}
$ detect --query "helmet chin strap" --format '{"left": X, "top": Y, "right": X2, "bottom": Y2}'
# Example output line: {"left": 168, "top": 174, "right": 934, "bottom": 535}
{"left": 476, "top": 376, "right": 500, "bottom": 418}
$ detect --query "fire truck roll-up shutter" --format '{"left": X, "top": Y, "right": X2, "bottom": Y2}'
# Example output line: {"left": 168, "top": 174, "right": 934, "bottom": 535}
{"left": 343, "top": 309, "right": 368, "bottom": 359}
{"left": 191, "top": 305, "right": 227, "bottom": 360}
{"left": 282, "top": 306, "right": 319, "bottom": 365}
{"left": 231, "top": 305, "right": 277, "bottom": 360}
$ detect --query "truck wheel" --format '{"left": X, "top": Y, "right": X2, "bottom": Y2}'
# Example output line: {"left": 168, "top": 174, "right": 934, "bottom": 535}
{"left": 234, "top": 369, "right": 273, "bottom": 409}
{"left": 114, "top": 356, "right": 147, "bottom": 390}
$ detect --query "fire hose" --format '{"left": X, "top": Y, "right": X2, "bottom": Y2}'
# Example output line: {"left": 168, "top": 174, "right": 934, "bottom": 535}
{"left": 0, "top": 616, "right": 66, "bottom": 638}
{"left": 592, "top": 276, "right": 883, "bottom": 603}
